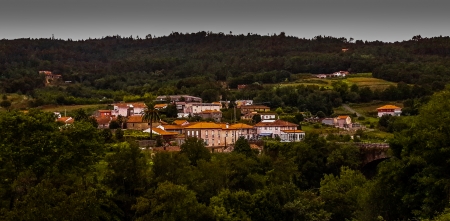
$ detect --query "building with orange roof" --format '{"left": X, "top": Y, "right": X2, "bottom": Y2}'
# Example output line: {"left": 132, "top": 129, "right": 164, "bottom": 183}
{"left": 154, "top": 104, "right": 168, "bottom": 110}
{"left": 280, "top": 129, "right": 305, "bottom": 142}
{"left": 336, "top": 115, "right": 352, "bottom": 128}
{"left": 126, "top": 115, "right": 149, "bottom": 130}
{"left": 96, "top": 116, "right": 113, "bottom": 129}
{"left": 184, "top": 122, "right": 223, "bottom": 147}
{"left": 157, "top": 124, "right": 184, "bottom": 134}
{"left": 377, "top": 105, "right": 402, "bottom": 117}
{"left": 254, "top": 119, "right": 298, "bottom": 139}
{"left": 173, "top": 119, "right": 190, "bottom": 126}
{"left": 56, "top": 116, "right": 74, "bottom": 125}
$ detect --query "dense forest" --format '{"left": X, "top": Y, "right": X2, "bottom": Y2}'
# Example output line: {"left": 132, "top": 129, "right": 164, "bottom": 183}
{"left": 2, "top": 33, "right": 450, "bottom": 220}
{"left": 1, "top": 33, "right": 449, "bottom": 108}
{"left": 1, "top": 85, "right": 450, "bottom": 220}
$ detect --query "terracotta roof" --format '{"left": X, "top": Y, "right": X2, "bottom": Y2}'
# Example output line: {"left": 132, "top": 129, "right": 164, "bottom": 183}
{"left": 131, "top": 103, "right": 147, "bottom": 108}
{"left": 154, "top": 104, "right": 168, "bottom": 109}
{"left": 98, "top": 110, "right": 112, "bottom": 113}
{"left": 337, "top": 115, "right": 349, "bottom": 119}
{"left": 96, "top": 116, "right": 111, "bottom": 125}
{"left": 281, "top": 129, "right": 305, "bottom": 133}
{"left": 146, "top": 127, "right": 178, "bottom": 136}
{"left": 162, "top": 125, "right": 183, "bottom": 130}
{"left": 174, "top": 120, "right": 189, "bottom": 125}
{"left": 127, "top": 115, "right": 145, "bottom": 123}
{"left": 377, "top": 105, "right": 401, "bottom": 110}
{"left": 229, "top": 123, "right": 254, "bottom": 129}
{"left": 184, "top": 122, "right": 222, "bottom": 129}
{"left": 57, "top": 117, "right": 74, "bottom": 124}
{"left": 114, "top": 103, "right": 129, "bottom": 108}
{"left": 254, "top": 119, "right": 298, "bottom": 127}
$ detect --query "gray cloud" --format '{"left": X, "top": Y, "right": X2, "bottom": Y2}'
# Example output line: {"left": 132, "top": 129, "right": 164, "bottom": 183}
{"left": 1, "top": 0, "right": 449, "bottom": 42}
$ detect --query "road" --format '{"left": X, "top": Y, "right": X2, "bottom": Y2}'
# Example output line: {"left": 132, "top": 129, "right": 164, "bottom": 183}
{"left": 342, "top": 104, "right": 362, "bottom": 117}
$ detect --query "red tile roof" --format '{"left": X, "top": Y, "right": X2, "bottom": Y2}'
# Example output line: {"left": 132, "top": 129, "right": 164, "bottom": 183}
{"left": 184, "top": 122, "right": 222, "bottom": 129}
{"left": 127, "top": 115, "right": 145, "bottom": 123}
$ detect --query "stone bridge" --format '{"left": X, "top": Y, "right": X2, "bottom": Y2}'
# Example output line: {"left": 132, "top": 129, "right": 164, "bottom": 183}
{"left": 353, "top": 142, "right": 390, "bottom": 166}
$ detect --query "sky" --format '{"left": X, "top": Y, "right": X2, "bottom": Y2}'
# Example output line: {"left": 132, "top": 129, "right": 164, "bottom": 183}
{"left": 1, "top": 0, "right": 449, "bottom": 42}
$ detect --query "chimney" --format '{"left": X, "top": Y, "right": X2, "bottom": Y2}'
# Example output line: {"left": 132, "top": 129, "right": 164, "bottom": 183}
{"left": 226, "top": 123, "right": 229, "bottom": 129}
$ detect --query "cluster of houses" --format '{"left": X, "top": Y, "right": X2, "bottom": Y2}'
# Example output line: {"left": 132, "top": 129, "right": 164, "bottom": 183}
{"left": 54, "top": 93, "right": 403, "bottom": 150}
{"left": 316, "top": 71, "right": 350, "bottom": 79}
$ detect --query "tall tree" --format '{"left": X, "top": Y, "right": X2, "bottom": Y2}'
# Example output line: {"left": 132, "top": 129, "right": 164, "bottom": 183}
{"left": 141, "top": 102, "right": 160, "bottom": 140}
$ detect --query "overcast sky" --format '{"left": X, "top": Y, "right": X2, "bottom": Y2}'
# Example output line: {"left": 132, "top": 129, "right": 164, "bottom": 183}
{"left": 1, "top": 0, "right": 449, "bottom": 42}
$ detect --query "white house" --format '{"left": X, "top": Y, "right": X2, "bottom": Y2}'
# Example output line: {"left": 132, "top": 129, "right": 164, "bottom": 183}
{"left": 377, "top": 105, "right": 402, "bottom": 117}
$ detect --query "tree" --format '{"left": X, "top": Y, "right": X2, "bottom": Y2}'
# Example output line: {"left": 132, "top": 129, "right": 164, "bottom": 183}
{"left": 180, "top": 137, "right": 211, "bottom": 166}
{"left": 320, "top": 167, "right": 367, "bottom": 221}
{"left": 283, "top": 191, "right": 331, "bottom": 221}
{"left": 233, "top": 137, "right": 255, "bottom": 158}
{"left": 252, "top": 114, "right": 261, "bottom": 124}
{"left": 115, "top": 128, "right": 124, "bottom": 140}
{"left": 141, "top": 102, "right": 160, "bottom": 140}
{"left": 104, "top": 142, "right": 150, "bottom": 220}
{"left": 0, "top": 100, "right": 11, "bottom": 111}
{"left": 133, "top": 181, "right": 214, "bottom": 221}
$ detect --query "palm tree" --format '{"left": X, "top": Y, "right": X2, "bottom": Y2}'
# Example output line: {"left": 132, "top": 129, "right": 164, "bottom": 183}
{"left": 141, "top": 102, "right": 160, "bottom": 140}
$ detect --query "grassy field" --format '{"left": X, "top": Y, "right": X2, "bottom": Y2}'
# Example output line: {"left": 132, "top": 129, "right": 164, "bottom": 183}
{"left": 277, "top": 73, "right": 396, "bottom": 90}
{"left": 348, "top": 101, "right": 403, "bottom": 117}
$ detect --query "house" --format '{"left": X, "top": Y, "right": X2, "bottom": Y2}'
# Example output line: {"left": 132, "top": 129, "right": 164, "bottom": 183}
{"left": 157, "top": 124, "right": 184, "bottom": 134}
{"left": 184, "top": 122, "right": 223, "bottom": 147}
{"left": 39, "top": 71, "right": 62, "bottom": 85}
{"left": 377, "top": 105, "right": 402, "bottom": 117}
{"left": 239, "top": 105, "right": 270, "bottom": 115}
{"left": 253, "top": 119, "right": 299, "bottom": 139}
{"left": 143, "top": 127, "right": 179, "bottom": 142}
{"left": 196, "top": 110, "right": 222, "bottom": 122}
{"left": 96, "top": 116, "right": 113, "bottom": 129}
{"left": 154, "top": 104, "right": 168, "bottom": 110}
{"left": 184, "top": 103, "right": 222, "bottom": 115}
{"left": 280, "top": 129, "right": 305, "bottom": 142}
{"left": 56, "top": 116, "right": 74, "bottom": 125}
{"left": 336, "top": 115, "right": 352, "bottom": 128}
{"left": 96, "top": 110, "right": 112, "bottom": 117}
{"left": 235, "top": 100, "right": 253, "bottom": 107}
{"left": 174, "top": 119, "right": 190, "bottom": 126}
{"left": 260, "top": 113, "right": 277, "bottom": 121}
{"left": 113, "top": 103, "right": 147, "bottom": 117}
{"left": 126, "top": 116, "right": 150, "bottom": 130}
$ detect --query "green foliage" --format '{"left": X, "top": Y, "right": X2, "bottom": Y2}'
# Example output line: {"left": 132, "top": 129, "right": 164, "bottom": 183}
{"left": 233, "top": 137, "right": 255, "bottom": 158}
{"left": 180, "top": 137, "right": 211, "bottom": 166}
{"left": 104, "top": 142, "right": 150, "bottom": 220}
{"left": 320, "top": 167, "right": 367, "bottom": 221}
{"left": 134, "top": 181, "right": 214, "bottom": 221}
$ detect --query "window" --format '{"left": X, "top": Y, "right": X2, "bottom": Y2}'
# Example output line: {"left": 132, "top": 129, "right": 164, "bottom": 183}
{"left": 187, "top": 131, "right": 190, "bottom": 136}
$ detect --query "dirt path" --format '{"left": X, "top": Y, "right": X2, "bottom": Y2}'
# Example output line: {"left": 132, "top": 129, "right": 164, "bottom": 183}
{"left": 342, "top": 104, "right": 363, "bottom": 117}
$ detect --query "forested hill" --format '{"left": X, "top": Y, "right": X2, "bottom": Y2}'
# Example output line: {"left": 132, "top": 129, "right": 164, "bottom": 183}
{"left": 1, "top": 32, "right": 450, "bottom": 95}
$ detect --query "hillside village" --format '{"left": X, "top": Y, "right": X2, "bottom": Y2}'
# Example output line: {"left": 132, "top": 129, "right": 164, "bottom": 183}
{"left": 54, "top": 93, "right": 402, "bottom": 151}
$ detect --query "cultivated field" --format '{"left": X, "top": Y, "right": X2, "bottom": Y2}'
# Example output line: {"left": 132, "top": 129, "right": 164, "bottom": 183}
{"left": 278, "top": 73, "right": 397, "bottom": 90}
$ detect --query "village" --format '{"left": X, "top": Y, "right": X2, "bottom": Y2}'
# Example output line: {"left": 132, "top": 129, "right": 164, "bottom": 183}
{"left": 54, "top": 93, "right": 402, "bottom": 152}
